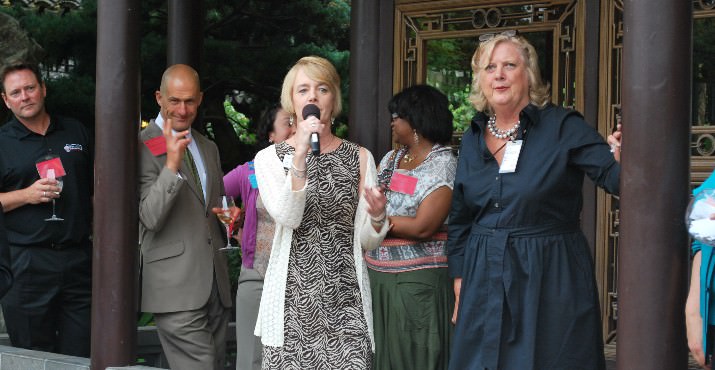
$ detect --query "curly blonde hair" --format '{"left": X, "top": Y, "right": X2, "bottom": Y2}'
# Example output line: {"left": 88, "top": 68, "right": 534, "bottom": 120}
{"left": 280, "top": 56, "right": 342, "bottom": 119}
{"left": 469, "top": 34, "right": 550, "bottom": 113}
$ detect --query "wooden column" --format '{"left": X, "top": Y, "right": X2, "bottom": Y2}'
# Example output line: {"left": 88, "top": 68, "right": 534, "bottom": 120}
{"left": 349, "top": 0, "right": 394, "bottom": 158}
{"left": 167, "top": 0, "right": 204, "bottom": 71}
{"left": 617, "top": 1, "right": 692, "bottom": 369}
{"left": 92, "top": 0, "right": 140, "bottom": 368}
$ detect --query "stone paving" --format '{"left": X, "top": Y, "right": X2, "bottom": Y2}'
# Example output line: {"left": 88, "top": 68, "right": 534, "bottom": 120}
{"left": 604, "top": 342, "right": 702, "bottom": 369}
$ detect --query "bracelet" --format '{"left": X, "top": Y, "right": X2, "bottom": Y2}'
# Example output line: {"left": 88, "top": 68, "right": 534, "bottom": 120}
{"left": 290, "top": 168, "right": 306, "bottom": 179}
{"left": 290, "top": 164, "right": 307, "bottom": 179}
{"left": 370, "top": 212, "right": 386, "bottom": 224}
{"left": 291, "top": 163, "right": 306, "bottom": 173}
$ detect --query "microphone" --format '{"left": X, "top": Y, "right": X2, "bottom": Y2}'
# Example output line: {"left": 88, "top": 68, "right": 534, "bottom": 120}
{"left": 302, "top": 104, "right": 321, "bottom": 156}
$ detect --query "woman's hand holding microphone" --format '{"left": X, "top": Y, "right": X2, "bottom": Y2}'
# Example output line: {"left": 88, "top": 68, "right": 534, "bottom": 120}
{"left": 289, "top": 113, "right": 325, "bottom": 185}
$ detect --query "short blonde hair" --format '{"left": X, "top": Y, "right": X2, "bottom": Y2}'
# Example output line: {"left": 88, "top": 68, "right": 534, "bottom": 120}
{"left": 469, "top": 34, "right": 550, "bottom": 113}
{"left": 280, "top": 56, "right": 342, "bottom": 119}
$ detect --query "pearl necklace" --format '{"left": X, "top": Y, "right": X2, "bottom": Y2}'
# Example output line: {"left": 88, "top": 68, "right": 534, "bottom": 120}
{"left": 487, "top": 115, "right": 520, "bottom": 140}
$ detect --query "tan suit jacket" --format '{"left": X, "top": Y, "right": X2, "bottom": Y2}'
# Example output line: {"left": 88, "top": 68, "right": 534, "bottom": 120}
{"left": 138, "top": 122, "right": 231, "bottom": 313}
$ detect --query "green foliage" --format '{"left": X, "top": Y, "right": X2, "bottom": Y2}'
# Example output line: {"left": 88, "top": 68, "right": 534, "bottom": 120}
{"left": 137, "top": 312, "right": 154, "bottom": 327}
{"left": 1, "top": 2, "right": 97, "bottom": 127}
{"left": 693, "top": 18, "right": 715, "bottom": 125}
{"left": 426, "top": 37, "right": 474, "bottom": 73}
{"left": 227, "top": 248, "right": 242, "bottom": 295}
{"left": 425, "top": 38, "right": 477, "bottom": 133}
{"left": 1, "top": 0, "right": 352, "bottom": 147}
{"left": 135, "top": 0, "right": 353, "bottom": 165}
{"left": 44, "top": 74, "right": 95, "bottom": 128}
{"left": 223, "top": 98, "right": 256, "bottom": 145}
{"left": 694, "top": 17, "right": 715, "bottom": 82}
{"left": 1, "top": 1, "right": 96, "bottom": 73}
{"left": 194, "top": 0, "right": 351, "bottom": 166}
{"left": 334, "top": 121, "right": 349, "bottom": 139}
{"left": 448, "top": 85, "right": 476, "bottom": 133}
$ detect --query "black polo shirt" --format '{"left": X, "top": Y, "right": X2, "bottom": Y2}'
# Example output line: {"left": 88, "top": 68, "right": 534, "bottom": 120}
{"left": 0, "top": 115, "right": 93, "bottom": 247}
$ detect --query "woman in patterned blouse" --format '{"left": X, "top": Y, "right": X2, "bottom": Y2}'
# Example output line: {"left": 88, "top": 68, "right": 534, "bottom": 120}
{"left": 366, "top": 84, "right": 457, "bottom": 370}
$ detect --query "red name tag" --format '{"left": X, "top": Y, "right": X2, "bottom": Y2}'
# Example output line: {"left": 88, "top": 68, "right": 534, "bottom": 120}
{"left": 389, "top": 172, "right": 418, "bottom": 195}
{"left": 36, "top": 157, "right": 66, "bottom": 178}
{"left": 144, "top": 136, "right": 167, "bottom": 156}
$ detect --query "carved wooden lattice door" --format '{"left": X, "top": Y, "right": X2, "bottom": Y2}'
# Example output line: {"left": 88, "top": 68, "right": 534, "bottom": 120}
{"left": 394, "top": 0, "right": 715, "bottom": 342}
{"left": 597, "top": 0, "right": 715, "bottom": 342}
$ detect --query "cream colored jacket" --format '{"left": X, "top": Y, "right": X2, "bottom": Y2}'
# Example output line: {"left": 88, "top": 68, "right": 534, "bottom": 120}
{"left": 253, "top": 143, "right": 388, "bottom": 350}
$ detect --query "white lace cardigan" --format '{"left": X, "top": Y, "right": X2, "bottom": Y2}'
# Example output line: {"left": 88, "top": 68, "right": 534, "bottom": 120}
{"left": 252, "top": 143, "right": 388, "bottom": 350}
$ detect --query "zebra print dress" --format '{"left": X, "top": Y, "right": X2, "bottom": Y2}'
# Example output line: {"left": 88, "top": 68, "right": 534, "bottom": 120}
{"left": 262, "top": 140, "right": 372, "bottom": 370}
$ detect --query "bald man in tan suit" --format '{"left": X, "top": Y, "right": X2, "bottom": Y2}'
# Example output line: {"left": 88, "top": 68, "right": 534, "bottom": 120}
{"left": 139, "top": 64, "right": 232, "bottom": 370}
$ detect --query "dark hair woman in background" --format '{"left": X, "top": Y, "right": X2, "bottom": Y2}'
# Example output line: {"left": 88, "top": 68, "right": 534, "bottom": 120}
{"left": 222, "top": 104, "right": 293, "bottom": 370}
{"left": 366, "top": 84, "right": 457, "bottom": 370}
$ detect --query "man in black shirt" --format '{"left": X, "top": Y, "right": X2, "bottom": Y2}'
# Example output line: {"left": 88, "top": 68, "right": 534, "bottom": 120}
{"left": 0, "top": 63, "right": 92, "bottom": 356}
{"left": 0, "top": 209, "right": 13, "bottom": 299}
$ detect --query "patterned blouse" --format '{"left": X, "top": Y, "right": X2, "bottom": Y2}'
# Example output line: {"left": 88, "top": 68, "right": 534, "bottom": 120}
{"left": 365, "top": 145, "right": 457, "bottom": 273}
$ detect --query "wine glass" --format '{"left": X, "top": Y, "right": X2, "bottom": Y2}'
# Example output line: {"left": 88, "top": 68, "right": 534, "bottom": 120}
{"left": 216, "top": 196, "right": 239, "bottom": 251}
{"left": 45, "top": 168, "right": 64, "bottom": 222}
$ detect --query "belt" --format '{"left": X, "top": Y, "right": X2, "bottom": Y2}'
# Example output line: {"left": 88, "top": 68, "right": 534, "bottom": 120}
{"left": 470, "top": 222, "right": 579, "bottom": 370}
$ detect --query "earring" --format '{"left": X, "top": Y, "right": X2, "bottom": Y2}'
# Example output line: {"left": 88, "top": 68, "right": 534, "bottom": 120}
{"left": 413, "top": 130, "right": 420, "bottom": 145}
{"left": 289, "top": 116, "right": 294, "bottom": 126}
{"left": 331, "top": 117, "right": 335, "bottom": 126}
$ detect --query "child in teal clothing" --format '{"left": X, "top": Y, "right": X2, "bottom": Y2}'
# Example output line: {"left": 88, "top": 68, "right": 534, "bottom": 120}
{"left": 687, "top": 170, "right": 715, "bottom": 369}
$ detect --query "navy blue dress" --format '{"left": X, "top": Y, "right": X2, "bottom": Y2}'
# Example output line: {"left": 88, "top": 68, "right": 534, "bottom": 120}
{"left": 447, "top": 104, "right": 619, "bottom": 370}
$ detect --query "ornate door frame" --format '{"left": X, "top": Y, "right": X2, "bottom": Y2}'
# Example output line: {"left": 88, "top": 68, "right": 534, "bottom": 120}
{"left": 393, "top": 0, "right": 585, "bottom": 110}
{"left": 596, "top": 0, "right": 622, "bottom": 343}
{"left": 596, "top": 0, "right": 715, "bottom": 341}
{"left": 393, "top": 0, "right": 613, "bottom": 334}
{"left": 394, "top": 0, "right": 715, "bottom": 343}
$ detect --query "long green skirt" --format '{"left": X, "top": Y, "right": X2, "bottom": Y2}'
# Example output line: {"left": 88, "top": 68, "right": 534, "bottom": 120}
{"left": 369, "top": 267, "right": 454, "bottom": 370}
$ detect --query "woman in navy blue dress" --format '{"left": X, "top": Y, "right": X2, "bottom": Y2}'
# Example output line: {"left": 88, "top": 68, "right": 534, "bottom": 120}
{"left": 447, "top": 31, "right": 622, "bottom": 370}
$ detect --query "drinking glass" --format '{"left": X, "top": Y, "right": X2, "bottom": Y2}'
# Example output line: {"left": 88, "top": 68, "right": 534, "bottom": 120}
{"left": 45, "top": 168, "right": 64, "bottom": 221}
{"left": 216, "top": 196, "right": 239, "bottom": 251}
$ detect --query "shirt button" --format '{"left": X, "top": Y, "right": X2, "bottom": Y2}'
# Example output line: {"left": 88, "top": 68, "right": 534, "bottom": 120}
{"left": 495, "top": 176, "right": 499, "bottom": 181}
{"left": 495, "top": 202, "right": 500, "bottom": 208}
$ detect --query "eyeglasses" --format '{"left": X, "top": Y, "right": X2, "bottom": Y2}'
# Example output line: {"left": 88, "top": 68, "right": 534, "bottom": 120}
{"left": 478, "top": 30, "right": 518, "bottom": 43}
